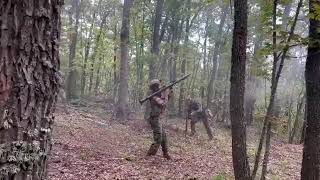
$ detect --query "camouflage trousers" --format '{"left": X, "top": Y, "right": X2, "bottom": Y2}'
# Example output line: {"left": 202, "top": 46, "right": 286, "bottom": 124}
{"left": 190, "top": 111, "right": 213, "bottom": 140}
{"left": 147, "top": 115, "right": 169, "bottom": 156}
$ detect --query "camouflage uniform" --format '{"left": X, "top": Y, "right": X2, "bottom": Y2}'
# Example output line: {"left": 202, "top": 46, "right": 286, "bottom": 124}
{"left": 147, "top": 79, "right": 171, "bottom": 159}
{"left": 186, "top": 99, "right": 213, "bottom": 140}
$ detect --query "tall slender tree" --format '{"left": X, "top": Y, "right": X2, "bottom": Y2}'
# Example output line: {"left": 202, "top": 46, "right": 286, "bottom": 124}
{"left": 66, "top": 0, "right": 82, "bottom": 100}
{"left": 88, "top": 12, "right": 108, "bottom": 93}
{"left": 150, "top": 0, "right": 164, "bottom": 81}
{"left": 0, "top": 0, "right": 62, "bottom": 178}
{"left": 207, "top": 5, "right": 228, "bottom": 108}
{"left": 301, "top": 0, "right": 320, "bottom": 179}
{"left": 80, "top": 0, "right": 102, "bottom": 97}
{"left": 230, "top": 0, "right": 251, "bottom": 179}
{"left": 116, "top": 0, "right": 133, "bottom": 119}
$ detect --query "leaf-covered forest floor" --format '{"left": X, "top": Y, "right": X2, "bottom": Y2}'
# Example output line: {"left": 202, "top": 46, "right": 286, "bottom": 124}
{"left": 48, "top": 101, "right": 302, "bottom": 180}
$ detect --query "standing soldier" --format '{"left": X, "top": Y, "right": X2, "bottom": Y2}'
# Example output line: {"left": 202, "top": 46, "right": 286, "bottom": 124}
{"left": 186, "top": 97, "right": 214, "bottom": 140}
{"left": 147, "top": 79, "right": 172, "bottom": 160}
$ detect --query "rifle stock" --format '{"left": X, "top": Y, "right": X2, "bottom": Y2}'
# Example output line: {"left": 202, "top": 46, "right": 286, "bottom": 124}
{"left": 139, "top": 74, "right": 190, "bottom": 105}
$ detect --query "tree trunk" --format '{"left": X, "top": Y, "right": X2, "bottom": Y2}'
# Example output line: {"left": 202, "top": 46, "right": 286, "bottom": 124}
{"left": 245, "top": 25, "right": 263, "bottom": 126}
{"left": 287, "top": 96, "right": 294, "bottom": 137}
{"left": 178, "top": 0, "right": 191, "bottom": 116}
{"left": 259, "top": 1, "right": 278, "bottom": 178}
{"left": 113, "top": 16, "right": 119, "bottom": 102}
{"left": 94, "top": 55, "right": 104, "bottom": 95}
{"left": 149, "top": 0, "right": 164, "bottom": 80}
{"left": 300, "top": 103, "right": 307, "bottom": 144}
{"left": 301, "top": 0, "right": 320, "bottom": 178}
{"left": 230, "top": 0, "right": 251, "bottom": 179}
{"left": 115, "top": 0, "right": 133, "bottom": 120}
{"left": 200, "top": 13, "right": 209, "bottom": 103}
{"left": 80, "top": 0, "right": 102, "bottom": 97}
{"left": 289, "top": 94, "right": 304, "bottom": 144}
{"left": 144, "top": 0, "right": 164, "bottom": 118}
{"left": 66, "top": 0, "right": 82, "bottom": 100}
{"left": 260, "top": 122, "right": 271, "bottom": 180}
{"left": 0, "top": 0, "right": 62, "bottom": 178}
{"left": 207, "top": 5, "right": 228, "bottom": 108}
{"left": 253, "top": 0, "right": 303, "bottom": 178}
{"left": 134, "top": 1, "right": 145, "bottom": 105}
{"left": 88, "top": 13, "right": 108, "bottom": 93}
{"left": 282, "top": 3, "right": 292, "bottom": 31}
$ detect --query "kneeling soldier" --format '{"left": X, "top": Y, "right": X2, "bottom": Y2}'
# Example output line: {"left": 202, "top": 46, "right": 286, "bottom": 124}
{"left": 186, "top": 97, "right": 213, "bottom": 140}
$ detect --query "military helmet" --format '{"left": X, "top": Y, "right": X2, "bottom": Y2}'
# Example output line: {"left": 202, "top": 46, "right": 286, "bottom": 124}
{"left": 150, "top": 79, "right": 160, "bottom": 86}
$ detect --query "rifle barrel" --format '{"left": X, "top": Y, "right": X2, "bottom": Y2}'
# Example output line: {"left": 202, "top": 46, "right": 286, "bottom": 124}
{"left": 139, "top": 74, "right": 190, "bottom": 104}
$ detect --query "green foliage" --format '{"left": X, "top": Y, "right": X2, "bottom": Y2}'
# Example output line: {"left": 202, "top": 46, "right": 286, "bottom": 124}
{"left": 212, "top": 174, "right": 227, "bottom": 180}
{"left": 309, "top": 3, "right": 320, "bottom": 20}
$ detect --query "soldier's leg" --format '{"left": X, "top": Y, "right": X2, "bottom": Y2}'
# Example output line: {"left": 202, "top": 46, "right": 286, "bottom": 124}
{"left": 147, "top": 116, "right": 161, "bottom": 156}
{"left": 190, "top": 119, "right": 197, "bottom": 136}
{"left": 161, "top": 127, "right": 171, "bottom": 159}
{"left": 202, "top": 116, "right": 214, "bottom": 140}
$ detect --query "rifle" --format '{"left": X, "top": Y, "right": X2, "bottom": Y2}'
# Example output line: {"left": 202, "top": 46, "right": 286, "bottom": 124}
{"left": 139, "top": 74, "right": 191, "bottom": 105}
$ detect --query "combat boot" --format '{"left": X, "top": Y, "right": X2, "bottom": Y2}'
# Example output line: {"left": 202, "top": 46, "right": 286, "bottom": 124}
{"left": 162, "top": 146, "right": 171, "bottom": 160}
{"left": 147, "top": 144, "right": 158, "bottom": 156}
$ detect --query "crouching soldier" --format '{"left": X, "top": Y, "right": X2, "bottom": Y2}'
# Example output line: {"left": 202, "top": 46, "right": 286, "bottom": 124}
{"left": 147, "top": 79, "right": 172, "bottom": 160}
{"left": 186, "top": 97, "right": 213, "bottom": 140}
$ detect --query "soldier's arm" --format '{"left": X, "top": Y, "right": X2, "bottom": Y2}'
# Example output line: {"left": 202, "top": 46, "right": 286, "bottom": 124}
{"left": 152, "top": 96, "right": 166, "bottom": 107}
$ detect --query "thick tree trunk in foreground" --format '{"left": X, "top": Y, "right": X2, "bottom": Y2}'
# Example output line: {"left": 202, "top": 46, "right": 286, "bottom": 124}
{"left": 116, "top": 0, "right": 133, "bottom": 120}
{"left": 230, "top": 0, "right": 251, "bottom": 179}
{"left": 301, "top": 0, "right": 320, "bottom": 178}
{"left": 0, "top": 0, "right": 62, "bottom": 178}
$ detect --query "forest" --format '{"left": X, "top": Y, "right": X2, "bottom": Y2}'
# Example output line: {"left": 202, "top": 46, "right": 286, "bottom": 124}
{"left": 0, "top": 0, "right": 319, "bottom": 179}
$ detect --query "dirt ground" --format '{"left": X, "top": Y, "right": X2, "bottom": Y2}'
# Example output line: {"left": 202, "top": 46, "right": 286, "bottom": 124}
{"left": 48, "top": 104, "right": 302, "bottom": 180}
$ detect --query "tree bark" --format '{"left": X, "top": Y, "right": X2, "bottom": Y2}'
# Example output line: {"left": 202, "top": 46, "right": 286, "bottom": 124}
{"left": 178, "top": 0, "right": 191, "bottom": 116}
{"left": 200, "top": 12, "right": 209, "bottom": 103}
{"left": 301, "top": 0, "right": 320, "bottom": 178}
{"left": 289, "top": 94, "right": 304, "bottom": 144}
{"left": 80, "top": 0, "right": 102, "bottom": 97}
{"left": 94, "top": 55, "right": 104, "bottom": 95}
{"left": 252, "top": 0, "right": 303, "bottom": 178}
{"left": 113, "top": 13, "right": 119, "bottom": 102}
{"left": 115, "top": 0, "right": 133, "bottom": 120}
{"left": 282, "top": 3, "right": 292, "bottom": 31}
{"left": 259, "top": 1, "right": 278, "bottom": 179}
{"left": 230, "top": 0, "right": 251, "bottom": 179}
{"left": 300, "top": 103, "right": 307, "bottom": 144}
{"left": 207, "top": 5, "right": 228, "bottom": 108}
{"left": 134, "top": 1, "right": 145, "bottom": 105}
{"left": 149, "top": 0, "right": 164, "bottom": 81}
{"left": 66, "top": 0, "right": 82, "bottom": 100}
{"left": 0, "top": 0, "right": 62, "bottom": 178}
{"left": 88, "top": 12, "right": 108, "bottom": 93}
